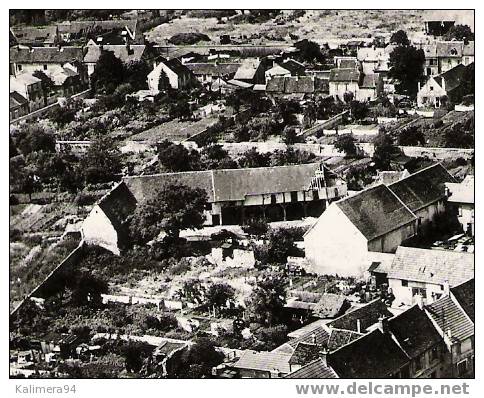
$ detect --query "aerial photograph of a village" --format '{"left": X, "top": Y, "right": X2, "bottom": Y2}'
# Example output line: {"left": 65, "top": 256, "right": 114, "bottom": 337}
{"left": 9, "top": 9, "right": 474, "bottom": 380}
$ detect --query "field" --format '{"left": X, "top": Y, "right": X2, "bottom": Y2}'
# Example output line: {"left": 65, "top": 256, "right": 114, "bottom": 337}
{"left": 146, "top": 10, "right": 427, "bottom": 46}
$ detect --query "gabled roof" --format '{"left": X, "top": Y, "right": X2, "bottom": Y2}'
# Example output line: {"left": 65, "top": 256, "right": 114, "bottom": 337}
{"left": 426, "top": 295, "right": 474, "bottom": 342}
{"left": 436, "top": 41, "right": 464, "bottom": 57}
{"left": 232, "top": 350, "right": 292, "bottom": 374}
{"left": 326, "top": 329, "right": 363, "bottom": 351}
{"left": 451, "top": 278, "right": 474, "bottom": 322}
{"left": 285, "top": 358, "right": 338, "bottom": 378}
{"left": 445, "top": 176, "right": 474, "bottom": 204}
{"left": 329, "top": 329, "right": 409, "bottom": 378}
{"left": 387, "top": 163, "right": 455, "bottom": 213}
{"left": 10, "top": 73, "right": 41, "bottom": 87}
{"left": 386, "top": 246, "right": 474, "bottom": 287}
{"left": 327, "top": 299, "right": 393, "bottom": 333}
{"left": 329, "top": 68, "right": 360, "bottom": 82}
{"left": 9, "top": 91, "right": 28, "bottom": 108}
{"left": 339, "top": 59, "right": 359, "bottom": 69}
{"left": 433, "top": 64, "right": 468, "bottom": 93}
{"left": 97, "top": 182, "right": 138, "bottom": 232}
{"left": 10, "top": 46, "right": 85, "bottom": 64}
{"left": 360, "top": 73, "right": 380, "bottom": 89}
{"left": 185, "top": 62, "right": 240, "bottom": 76}
{"left": 280, "top": 59, "right": 306, "bottom": 75}
{"left": 11, "top": 26, "right": 58, "bottom": 44}
{"left": 388, "top": 305, "right": 442, "bottom": 359}
{"left": 312, "top": 293, "right": 348, "bottom": 319}
{"left": 335, "top": 184, "right": 416, "bottom": 241}
{"left": 83, "top": 44, "right": 146, "bottom": 64}
{"left": 289, "top": 342, "right": 320, "bottom": 365}
{"left": 234, "top": 58, "right": 261, "bottom": 80}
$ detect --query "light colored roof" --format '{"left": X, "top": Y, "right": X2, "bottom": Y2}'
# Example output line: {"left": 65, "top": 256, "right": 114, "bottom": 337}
{"left": 387, "top": 246, "right": 474, "bottom": 287}
{"left": 10, "top": 73, "right": 41, "bottom": 87}
{"left": 287, "top": 319, "right": 327, "bottom": 339}
{"left": 426, "top": 295, "right": 474, "bottom": 341}
{"left": 463, "top": 41, "right": 474, "bottom": 56}
{"left": 285, "top": 358, "right": 338, "bottom": 378}
{"left": 436, "top": 41, "right": 464, "bottom": 58}
{"left": 329, "top": 68, "right": 360, "bottom": 82}
{"left": 313, "top": 294, "right": 347, "bottom": 318}
{"left": 446, "top": 176, "right": 474, "bottom": 204}
{"left": 227, "top": 79, "right": 253, "bottom": 88}
{"left": 234, "top": 58, "right": 261, "bottom": 80}
{"left": 232, "top": 350, "right": 292, "bottom": 374}
{"left": 10, "top": 46, "right": 84, "bottom": 64}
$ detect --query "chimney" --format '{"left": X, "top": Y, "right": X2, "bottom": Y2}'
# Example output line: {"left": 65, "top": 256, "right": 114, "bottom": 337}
{"left": 444, "top": 186, "right": 451, "bottom": 197}
{"left": 414, "top": 294, "right": 424, "bottom": 309}
{"left": 447, "top": 328, "right": 452, "bottom": 339}
{"left": 356, "top": 319, "right": 362, "bottom": 333}
{"left": 311, "top": 333, "right": 316, "bottom": 344}
{"left": 417, "top": 81, "right": 421, "bottom": 91}
{"left": 443, "top": 280, "right": 450, "bottom": 296}
{"left": 377, "top": 315, "right": 389, "bottom": 333}
{"left": 442, "top": 78, "right": 446, "bottom": 91}
{"left": 319, "top": 348, "right": 329, "bottom": 366}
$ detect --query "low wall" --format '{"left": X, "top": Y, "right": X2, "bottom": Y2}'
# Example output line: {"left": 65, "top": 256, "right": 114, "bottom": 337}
{"left": 399, "top": 146, "right": 474, "bottom": 160}
{"left": 300, "top": 110, "right": 349, "bottom": 138}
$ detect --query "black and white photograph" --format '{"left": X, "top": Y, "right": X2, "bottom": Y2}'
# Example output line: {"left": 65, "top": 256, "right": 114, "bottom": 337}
{"left": 8, "top": 5, "right": 475, "bottom": 388}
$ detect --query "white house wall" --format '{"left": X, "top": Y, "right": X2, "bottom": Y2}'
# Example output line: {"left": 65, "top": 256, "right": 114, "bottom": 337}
{"left": 82, "top": 205, "right": 121, "bottom": 255}
{"left": 304, "top": 204, "right": 369, "bottom": 277}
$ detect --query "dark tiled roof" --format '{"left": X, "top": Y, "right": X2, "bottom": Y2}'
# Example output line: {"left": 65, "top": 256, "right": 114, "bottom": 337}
{"left": 451, "top": 279, "right": 474, "bottom": 322}
{"left": 426, "top": 296, "right": 474, "bottom": 341}
{"left": 388, "top": 305, "right": 442, "bottom": 359}
{"left": 164, "top": 58, "right": 193, "bottom": 77}
{"left": 285, "top": 358, "right": 338, "bottom": 378}
{"left": 436, "top": 41, "right": 464, "bottom": 57}
{"left": 11, "top": 26, "right": 58, "bottom": 44}
{"left": 386, "top": 246, "right": 474, "bottom": 287}
{"left": 336, "top": 184, "right": 416, "bottom": 241}
{"left": 327, "top": 329, "right": 363, "bottom": 351}
{"left": 10, "top": 46, "right": 85, "bottom": 64}
{"left": 287, "top": 326, "right": 331, "bottom": 350}
{"left": 232, "top": 350, "right": 292, "bottom": 374}
{"left": 266, "top": 76, "right": 321, "bottom": 94}
{"left": 329, "top": 329, "right": 409, "bottom": 378}
{"left": 280, "top": 59, "right": 306, "bottom": 75}
{"left": 312, "top": 294, "right": 348, "bottom": 319}
{"left": 329, "top": 68, "right": 360, "bottom": 82}
{"left": 434, "top": 64, "right": 468, "bottom": 93}
{"left": 339, "top": 59, "right": 359, "bottom": 69}
{"left": 125, "top": 163, "right": 322, "bottom": 205}
{"left": 83, "top": 44, "right": 146, "bottom": 64}
{"left": 360, "top": 73, "right": 380, "bottom": 88}
{"left": 57, "top": 20, "right": 137, "bottom": 35}
{"left": 463, "top": 41, "right": 474, "bottom": 56}
{"left": 9, "top": 91, "right": 28, "bottom": 109}
{"left": 289, "top": 342, "right": 321, "bottom": 365}
{"left": 328, "top": 299, "right": 393, "bottom": 332}
{"left": 97, "top": 182, "right": 138, "bottom": 231}
{"left": 388, "top": 163, "right": 455, "bottom": 213}
{"left": 185, "top": 63, "right": 241, "bottom": 76}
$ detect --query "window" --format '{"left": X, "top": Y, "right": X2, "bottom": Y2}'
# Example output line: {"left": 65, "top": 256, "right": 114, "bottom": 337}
{"left": 18, "top": 65, "right": 22, "bottom": 71}
{"left": 401, "top": 280, "right": 408, "bottom": 287}
{"left": 312, "top": 190, "right": 319, "bottom": 200}
{"left": 43, "top": 64, "right": 48, "bottom": 70}
{"left": 412, "top": 287, "right": 427, "bottom": 298}
{"left": 270, "top": 194, "right": 277, "bottom": 204}
{"left": 290, "top": 191, "right": 298, "bottom": 203}
{"left": 430, "top": 86, "right": 434, "bottom": 91}
{"left": 457, "top": 359, "right": 468, "bottom": 376}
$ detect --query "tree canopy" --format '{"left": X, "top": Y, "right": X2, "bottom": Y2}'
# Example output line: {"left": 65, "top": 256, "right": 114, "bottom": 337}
{"left": 390, "top": 30, "right": 410, "bottom": 46}
{"left": 388, "top": 45, "right": 425, "bottom": 97}
{"left": 91, "top": 50, "right": 124, "bottom": 94}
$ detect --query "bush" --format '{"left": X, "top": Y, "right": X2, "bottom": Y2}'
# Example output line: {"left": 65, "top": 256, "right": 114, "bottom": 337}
{"left": 168, "top": 32, "right": 210, "bottom": 45}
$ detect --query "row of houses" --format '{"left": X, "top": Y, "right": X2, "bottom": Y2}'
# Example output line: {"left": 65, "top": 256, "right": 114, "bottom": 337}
{"left": 304, "top": 163, "right": 474, "bottom": 277}
{"left": 216, "top": 278, "right": 474, "bottom": 378}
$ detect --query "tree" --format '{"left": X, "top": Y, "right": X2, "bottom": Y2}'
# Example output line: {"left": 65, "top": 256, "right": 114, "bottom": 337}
{"left": 238, "top": 148, "right": 271, "bottom": 168}
{"left": 334, "top": 134, "right": 357, "bottom": 157}
{"left": 205, "top": 283, "right": 235, "bottom": 312}
{"left": 157, "top": 70, "right": 170, "bottom": 91}
{"left": 124, "top": 60, "right": 150, "bottom": 91}
{"left": 372, "top": 132, "right": 398, "bottom": 170}
{"left": 82, "top": 137, "right": 122, "bottom": 184}
{"left": 350, "top": 100, "right": 369, "bottom": 120}
{"left": 245, "top": 276, "right": 286, "bottom": 325}
{"left": 169, "top": 100, "right": 192, "bottom": 120}
{"left": 242, "top": 218, "right": 269, "bottom": 236}
{"left": 398, "top": 126, "right": 425, "bottom": 146}
{"left": 64, "top": 268, "right": 108, "bottom": 307}
{"left": 444, "top": 24, "right": 474, "bottom": 44}
{"left": 91, "top": 50, "right": 124, "bottom": 94}
{"left": 128, "top": 182, "right": 208, "bottom": 244}
{"left": 157, "top": 141, "right": 201, "bottom": 172}
{"left": 256, "top": 228, "right": 302, "bottom": 265}
{"left": 33, "top": 70, "right": 55, "bottom": 99}
{"left": 270, "top": 147, "right": 315, "bottom": 166}
{"left": 282, "top": 127, "right": 303, "bottom": 145}
{"left": 294, "top": 39, "right": 326, "bottom": 63}
{"left": 388, "top": 46, "right": 425, "bottom": 96}
{"left": 343, "top": 91, "right": 354, "bottom": 104}
{"left": 200, "top": 144, "right": 237, "bottom": 170}
{"left": 390, "top": 30, "right": 410, "bottom": 46}
{"left": 14, "top": 124, "right": 55, "bottom": 155}
{"left": 174, "top": 337, "right": 224, "bottom": 378}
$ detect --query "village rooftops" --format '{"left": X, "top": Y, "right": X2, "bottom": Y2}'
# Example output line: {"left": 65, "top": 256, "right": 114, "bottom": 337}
{"left": 231, "top": 350, "right": 292, "bottom": 374}
{"left": 329, "top": 329, "right": 409, "bottom": 378}
{"left": 387, "top": 163, "right": 455, "bottom": 213}
{"left": 185, "top": 62, "right": 241, "bottom": 76}
{"left": 445, "top": 175, "right": 474, "bottom": 204}
{"left": 450, "top": 278, "right": 474, "bottom": 322}
{"left": 425, "top": 280, "right": 474, "bottom": 342}
{"left": 334, "top": 184, "right": 417, "bottom": 242}
{"left": 312, "top": 293, "right": 348, "bottom": 319}
{"left": 124, "top": 163, "right": 324, "bottom": 204}
{"left": 9, "top": 91, "right": 28, "bottom": 108}
{"left": 11, "top": 26, "right": 58, "bottom": 44}
{"left": 233, "top": 58, "right": 261, "bottom": 80}
{"left": 285, "top": 358, "right": 338, "bottom": 378}
{"left": 83, "top": 44, "right": 146, "bottom": 64}
{"left": 327, "top": 299, "right": 393, "bottom": 333}
{"left": 10, "top": 73, "right": 42, "bottom": 87}
{"left": 388, "top": 305, "right": 442, "bottom": 359}
{"left": 386, "top": 246, "right": 474, "bottom": 287}
{"left": 329, "top": 68, "right": 360, "bottom": 82}
{"left": 10, "top": 46, "right": 85, "bottom": 64}
{"left": 433, "top": 64, "right": 469, "bottom": 93}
